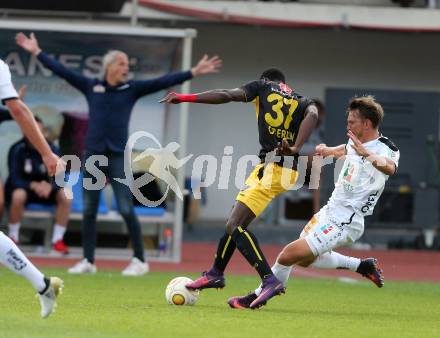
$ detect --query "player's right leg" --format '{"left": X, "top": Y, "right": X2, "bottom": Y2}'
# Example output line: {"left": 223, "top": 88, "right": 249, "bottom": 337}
{"left": 298, "top": 208, "right": 384, "bottom": 287}
{"left": 297, "top": 252, "right": 383, "bottom": 287}
{"left": 355, "top": 257, "right": 384, "bottom": 287}
{"left": 0, "top": 231, "right": 63, "bottom": 317}
{"left": 186, "top": 201, "right": 255, "bottom": 290}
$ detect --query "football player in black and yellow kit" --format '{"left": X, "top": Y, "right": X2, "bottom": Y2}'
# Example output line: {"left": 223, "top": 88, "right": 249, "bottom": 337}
{"left": 161, "top": 68, "right": 318, "bottom": 308}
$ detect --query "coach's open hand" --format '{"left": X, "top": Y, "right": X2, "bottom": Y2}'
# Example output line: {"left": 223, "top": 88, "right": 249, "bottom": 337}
{"left": 191, "top": 55, "right": 222, "bottom": 77}
{"left": 16, "top": 32, "right": 42, "bottom": 56}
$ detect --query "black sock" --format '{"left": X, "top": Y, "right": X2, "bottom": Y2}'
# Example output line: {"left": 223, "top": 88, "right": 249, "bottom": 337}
{"left": 231, "top": 226, "right": 272, "bottom": 279}
{"left": 213, "top": 232, "right": 236, "bottom": 273}
{"left": 356, "top": 259, "right": 368, "bottom": 274}
{"left": 39, "top": 277, "right": 51, "bottom": 295}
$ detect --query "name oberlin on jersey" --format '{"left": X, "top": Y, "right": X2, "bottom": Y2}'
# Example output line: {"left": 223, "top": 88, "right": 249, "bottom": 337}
{"left": 267, "top": 126, "right": 295, "bottom": 141}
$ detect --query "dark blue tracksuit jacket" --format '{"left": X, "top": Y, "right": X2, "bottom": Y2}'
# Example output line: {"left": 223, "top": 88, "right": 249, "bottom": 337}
{"left": 38, "top": 52, "right": 193, "bottom": 153}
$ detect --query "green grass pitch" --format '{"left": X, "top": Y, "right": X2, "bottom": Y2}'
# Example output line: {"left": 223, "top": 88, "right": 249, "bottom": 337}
{"left": 0, "top": 268, "right": 439, "bottom": 338}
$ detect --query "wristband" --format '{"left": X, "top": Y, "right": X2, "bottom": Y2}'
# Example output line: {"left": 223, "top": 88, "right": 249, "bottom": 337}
{"left": 176, "top": 93, "right": 197, "bottom": 103}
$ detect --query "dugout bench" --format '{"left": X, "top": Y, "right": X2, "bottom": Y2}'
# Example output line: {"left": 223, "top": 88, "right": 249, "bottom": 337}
{"left": 20, "top": 171, "right": 175, "bottom": 256}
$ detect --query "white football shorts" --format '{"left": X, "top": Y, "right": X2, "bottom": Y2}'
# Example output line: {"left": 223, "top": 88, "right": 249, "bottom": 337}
{"left": 300, "top": 205, "right": 364, "bottom": 256}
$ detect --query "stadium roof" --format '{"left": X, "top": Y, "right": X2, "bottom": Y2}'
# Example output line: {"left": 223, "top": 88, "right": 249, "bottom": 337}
{"left": 120, "top": 0, "right": 440, "bottom": 33}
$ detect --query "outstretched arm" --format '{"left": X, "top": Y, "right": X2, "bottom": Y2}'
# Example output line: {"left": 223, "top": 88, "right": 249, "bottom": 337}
{"left": 160, "top": 88, "right": 246, "bottom": 104}
{"left": 315, "top": 143, "right": 346, "bottom": 159}
{"left": 16, "top": 32, "right": 90, "bottom": 92}
{"left": 135, "top": 55, "right": 222, "bottom": 98}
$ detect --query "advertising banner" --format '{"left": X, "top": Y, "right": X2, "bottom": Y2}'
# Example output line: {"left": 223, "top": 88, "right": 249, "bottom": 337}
{"left": 0, "top": 27, "right": 181, "bottom": 175}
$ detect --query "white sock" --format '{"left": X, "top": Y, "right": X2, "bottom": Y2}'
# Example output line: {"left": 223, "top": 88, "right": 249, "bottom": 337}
{"left": 310, "top": 251, "right": 360, "bottom": 272}
{"left": 254, "top": 262, "right": 293, "bottom": 296}
{"left": 0, "top": 231, "right": 46, "bottom": 292}
{"left": 8, "top": 223, "right": 21, "bottom": 243}
{"left": 51, "top": 224, "right": 67, "bottom": 243}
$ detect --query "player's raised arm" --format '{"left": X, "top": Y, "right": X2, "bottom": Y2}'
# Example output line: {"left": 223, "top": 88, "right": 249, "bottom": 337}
{"left": 160, "top": 88, "right": 247, "bottom": 105}
{"left": 347, "top": 130, "right": 397, "bottom": 176}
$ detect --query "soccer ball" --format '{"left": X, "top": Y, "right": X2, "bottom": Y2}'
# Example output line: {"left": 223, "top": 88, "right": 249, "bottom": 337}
{"left": 165, "top": 276, "right": 199, "bottom": 305}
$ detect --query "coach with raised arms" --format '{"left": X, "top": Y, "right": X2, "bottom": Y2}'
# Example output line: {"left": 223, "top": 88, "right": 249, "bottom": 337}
{"left": 16, "top": 32, "right": 222, "bottom": 276}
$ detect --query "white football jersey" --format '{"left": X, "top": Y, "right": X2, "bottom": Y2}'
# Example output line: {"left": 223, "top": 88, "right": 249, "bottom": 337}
{"left": 0, "top": 59, "right": 18, "bottom": 103}
{"left": 327, "top": 136, "right": 400, "bottom": 217}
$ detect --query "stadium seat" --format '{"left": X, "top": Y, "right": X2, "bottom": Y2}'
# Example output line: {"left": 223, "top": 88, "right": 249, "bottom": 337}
{"left": 25, "top": 203, "right": 55, "bottom": 212}
{"left": 68, "top": 171, "right": 109, "bottom": 214}
{"left": 134, "top": 206, "right": 165, "bottom": 216}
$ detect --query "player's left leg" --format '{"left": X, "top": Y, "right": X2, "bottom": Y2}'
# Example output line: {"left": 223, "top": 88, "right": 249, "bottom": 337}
{"left": 212, "top": 201, "right": 256, "bottom": 273}
{"left": 0, "top": 231, "right": 63, "bottom": 317}
{"left": 186, "top": 201, "right": 257, "bottom": 290}
{"left": 308, "top": 251, "right": 360, "bottom": 271}
{"left": 228, "top": 203, "right": 278, "bottom": 280}
{"left": 301, "top": 252, "right": 383, "bottom": 286}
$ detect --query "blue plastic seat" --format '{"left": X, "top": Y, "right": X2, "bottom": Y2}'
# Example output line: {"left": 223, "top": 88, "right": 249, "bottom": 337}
{"left": 25, "top": 203, "right": 55, "bottom": 212}
{"left": 134, "top": 206, "right": 165, "bottom": 216}
{"left": 67, "top": 171, "right": 109, "bottom": 214}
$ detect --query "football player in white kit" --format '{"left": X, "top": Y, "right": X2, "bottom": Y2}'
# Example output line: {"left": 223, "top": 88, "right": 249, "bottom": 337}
{"left": 228, "top": 95, "right": 400, "bottom": 309}
{"left": 0, "top": 58, "right": 65, "bottom": 318}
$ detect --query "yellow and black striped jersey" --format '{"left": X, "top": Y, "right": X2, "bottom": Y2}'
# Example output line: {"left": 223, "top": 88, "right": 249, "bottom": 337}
{"left": 242, "top": 79, "right": 314, "bottom": 162}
